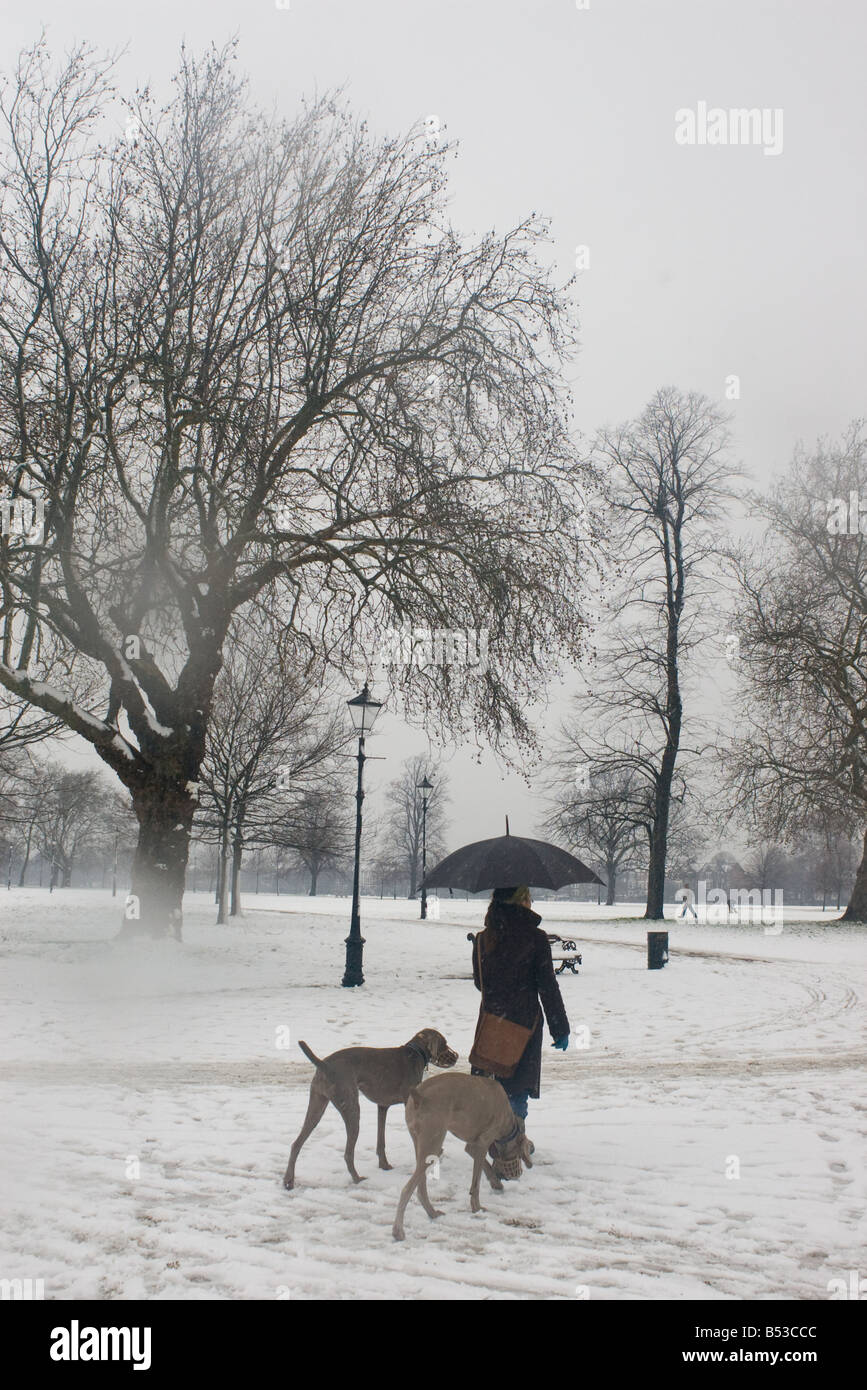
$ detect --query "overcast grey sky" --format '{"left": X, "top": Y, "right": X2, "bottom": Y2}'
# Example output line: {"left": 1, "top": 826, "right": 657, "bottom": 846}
{"left": 9, "top": 0, "right": 865, "bottom": 849}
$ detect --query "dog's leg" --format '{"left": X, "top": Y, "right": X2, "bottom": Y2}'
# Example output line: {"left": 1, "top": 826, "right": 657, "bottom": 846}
{"left": 416, "top": 1138, "right": 445, "bottom": 1222}
{"left": 482, "top": 1157, "right": 504, "bottom": 1192}
{"left": 393, "top": 1159, "right": 424, "bottom": 1242}
{"left": 376, "top": 1105, "right": 392, "bottom": 1170}
{"left": 283, "top": 1086, "right": 329, "bottom": 1190}
{"left": 465, "top": 1143, "right": 488, "bottom": 1213}
{"left": 331, "top": 1084, "right": 365, "bottom": 1184}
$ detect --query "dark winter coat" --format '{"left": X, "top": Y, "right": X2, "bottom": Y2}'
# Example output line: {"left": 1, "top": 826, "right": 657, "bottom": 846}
{"left": 470, "top": 902, "right": 570, "bottom": 1098}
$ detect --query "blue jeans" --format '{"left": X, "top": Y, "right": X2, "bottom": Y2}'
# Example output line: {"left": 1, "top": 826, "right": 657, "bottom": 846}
{"left": 470, "top": 1067, "right": 530, "bottom": 1119}
{"left": 504, "top": 1089, "right": 529, "bottom": 1119}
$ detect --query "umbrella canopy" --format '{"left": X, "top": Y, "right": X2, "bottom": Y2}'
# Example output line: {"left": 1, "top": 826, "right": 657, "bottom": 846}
{"left": 423, "top": 831, "right": 604, "bottom": 893}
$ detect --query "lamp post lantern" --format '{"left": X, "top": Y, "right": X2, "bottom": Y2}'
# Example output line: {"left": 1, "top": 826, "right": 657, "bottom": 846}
{"left": 343, "top": 683, "right": 383, "bottom": 987}
{"left": 418, "top": 776, "right": 433, "bottom": 919}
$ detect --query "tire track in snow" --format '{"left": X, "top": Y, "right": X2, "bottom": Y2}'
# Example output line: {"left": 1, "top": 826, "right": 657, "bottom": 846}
{"left": 558, "top": 938, "right": 860, "bottom": 1059}
{"left": 3, "top": 1051, "right": 865, "bottom": 1087}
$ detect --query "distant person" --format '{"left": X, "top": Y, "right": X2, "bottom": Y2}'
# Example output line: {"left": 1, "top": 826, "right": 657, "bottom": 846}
{"left": 469, "top": 885, "right": 569, "bottom": 1152}
{"left": 678, "top": 883, "right": 698, "bottom": 920}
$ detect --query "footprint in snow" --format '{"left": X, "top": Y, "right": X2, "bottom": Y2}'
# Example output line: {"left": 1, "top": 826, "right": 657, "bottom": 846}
{"left": 800, "top": 1250, "right": 828, "bottom": 1267}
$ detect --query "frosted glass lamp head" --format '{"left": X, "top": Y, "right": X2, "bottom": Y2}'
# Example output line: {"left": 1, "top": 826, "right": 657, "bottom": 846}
{"left": 347, "top": 683, "right": 383, "bottom": 737}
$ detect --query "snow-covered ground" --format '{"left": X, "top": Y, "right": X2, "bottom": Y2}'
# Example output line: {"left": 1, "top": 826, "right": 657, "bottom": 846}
{"left": 1, "top": 888, "right": 864, "bottom": 1300}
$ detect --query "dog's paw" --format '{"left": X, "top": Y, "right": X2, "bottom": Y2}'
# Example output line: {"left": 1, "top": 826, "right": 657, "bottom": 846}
{"left": 350, "top": 1174, "right": 367, "bottom": 1185}
{"left": 430, "top": 1208, "right": 445, "bottom": 1220}
{"left": 392, "top": 1227, "right": 405, "bottom": 1242}
{"left": 379, "top": 1160, "right": 393, "bottom": 1171}
{"left": 283, "top": 1177, "right": 294, "bottom": 1191}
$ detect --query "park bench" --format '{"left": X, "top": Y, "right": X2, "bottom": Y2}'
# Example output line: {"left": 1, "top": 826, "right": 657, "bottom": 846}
{"left": 546, "top": 932, "right": 582, "bottom": 975}
{"left": 465, "top": 930, "right": 582, "bottom": 975}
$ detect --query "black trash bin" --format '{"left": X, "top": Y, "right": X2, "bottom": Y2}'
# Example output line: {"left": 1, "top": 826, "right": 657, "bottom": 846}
{"left": 647, "top": 930, "right": 669, "bottom": 969}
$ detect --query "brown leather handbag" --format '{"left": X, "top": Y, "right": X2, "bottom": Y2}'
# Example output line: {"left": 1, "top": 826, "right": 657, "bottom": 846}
{"left": 469, "top": 934, "right": 538, "bottom": 1078}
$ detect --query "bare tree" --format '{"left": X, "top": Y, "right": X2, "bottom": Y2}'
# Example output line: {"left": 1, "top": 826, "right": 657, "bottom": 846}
{"left": 380, "top": 755, "right": 450, "bottom": 898}
{"left": 545, "top": 766, "right": 643, "bottom": 905}
{"left": 0, "top": 41, "right": 599, "bottom": 936}
{"left": 196, "top": 625, "right": 347, "bottom": 921}
{"left": 369, "top": 837, "right": 408, "bottom": 898}
{"left": 583, "top": 388, "right": 734, "bottom": 918}
{"left": 0, "top": 750, "right": 25, "bottom": 876}
{"left": 1, "top": 751, "right": 49, "bottom": 884}
{"left": 804, "top": 818, "right": 860, "bottom": 910}
{"left": 663, "top": 807, "right": 709, "bottom": 890}
{"left": 31, "top": 765, "right": 113, "bottom": 889}
{"left": 273, "top": 781, "right": 353, "bottom": 896}
{"left": 741, "top": 841, "right": 789, "bottom": 894}
{"left": 726, "top": 423, "right": 867, "bottom": 920}
{"left": 0, "top": 696, "right": 62, "bottom": 757}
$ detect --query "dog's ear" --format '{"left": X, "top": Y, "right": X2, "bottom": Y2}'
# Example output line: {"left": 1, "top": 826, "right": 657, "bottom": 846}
{"left": 411, "top": 1029, "right": 436, "bottom": 1062}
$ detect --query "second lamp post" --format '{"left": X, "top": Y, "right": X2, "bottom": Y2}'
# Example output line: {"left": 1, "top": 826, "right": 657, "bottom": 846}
{"left": 418, "top": 775, "right": 433, "bottom": 919}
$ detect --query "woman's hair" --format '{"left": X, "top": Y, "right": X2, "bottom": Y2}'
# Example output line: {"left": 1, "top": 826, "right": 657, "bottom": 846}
{"left": 482, "top": 885, "right": 531, "bottom": 950}
{"left": 491, "top": 885, "right": 531, "bottom": 906}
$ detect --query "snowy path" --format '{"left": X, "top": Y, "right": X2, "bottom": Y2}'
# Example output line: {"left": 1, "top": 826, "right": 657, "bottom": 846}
{"left": 1, "top": 890, "right": 865, "bottom": 1300}
{"left": 3, "top": 1047, "right": 866, "bottom": 1086}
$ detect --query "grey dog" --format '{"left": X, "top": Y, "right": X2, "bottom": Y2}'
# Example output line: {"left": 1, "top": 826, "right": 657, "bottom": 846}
{"left": 283, "top": 1029, "right": 458, "bottom": 1189}
{"left": 392, "top": 1073, "right": 533, "bottom": 1241}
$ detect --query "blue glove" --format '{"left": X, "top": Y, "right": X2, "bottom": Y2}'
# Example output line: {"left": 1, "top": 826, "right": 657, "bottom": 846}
{"left": 552, "top": 1035, "right": 569, "bottom": 1051}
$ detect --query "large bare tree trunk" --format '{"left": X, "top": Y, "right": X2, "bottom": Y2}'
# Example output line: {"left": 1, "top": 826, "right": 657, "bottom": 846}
{"left": 645, "top": 789, "right": 671, "bottom": 918}
{"left": 216, "top": 831, "right": 230, "bottom": 925}
{"left": 605, "top": 860, "right": 616, "bottom": 907}
{"left": 645, "top": 701, "right": 682, "bottom": 919}
{"left": 121, "top": 780, "right": 195, "bottom": 939}
{"left": 215, "top": 825, "right": 225, "bottom": 905}
{"left": 17, "top": 825, "right": 33, "bottom": 886}
{"left": 230, "top": 833, "right": 243, "bottom": 917}
{"left": 842, "top": 826, "right": 867, "bottom": 921}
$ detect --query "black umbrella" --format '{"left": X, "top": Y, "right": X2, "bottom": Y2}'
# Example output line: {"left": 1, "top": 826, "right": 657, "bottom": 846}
{"left": 423, "top": 820, "right": 604, "bottom": 893}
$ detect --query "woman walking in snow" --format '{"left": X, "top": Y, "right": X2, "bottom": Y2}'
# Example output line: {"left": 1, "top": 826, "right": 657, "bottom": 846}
{"left": 470, "top": 885, "right": 570, "bottom": 1144}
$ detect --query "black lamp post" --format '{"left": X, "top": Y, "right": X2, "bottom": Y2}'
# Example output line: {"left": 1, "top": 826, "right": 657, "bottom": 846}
{"left": 342, "top": 682, "right": 383, "bottom": 987}
{"left": 418, "top": 775, "right": 433, "bottom": 919}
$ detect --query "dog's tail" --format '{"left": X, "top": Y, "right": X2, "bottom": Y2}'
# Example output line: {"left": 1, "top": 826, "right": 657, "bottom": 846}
{"left": 298, "top": 1040, "right": 323, "bottom": 1068}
